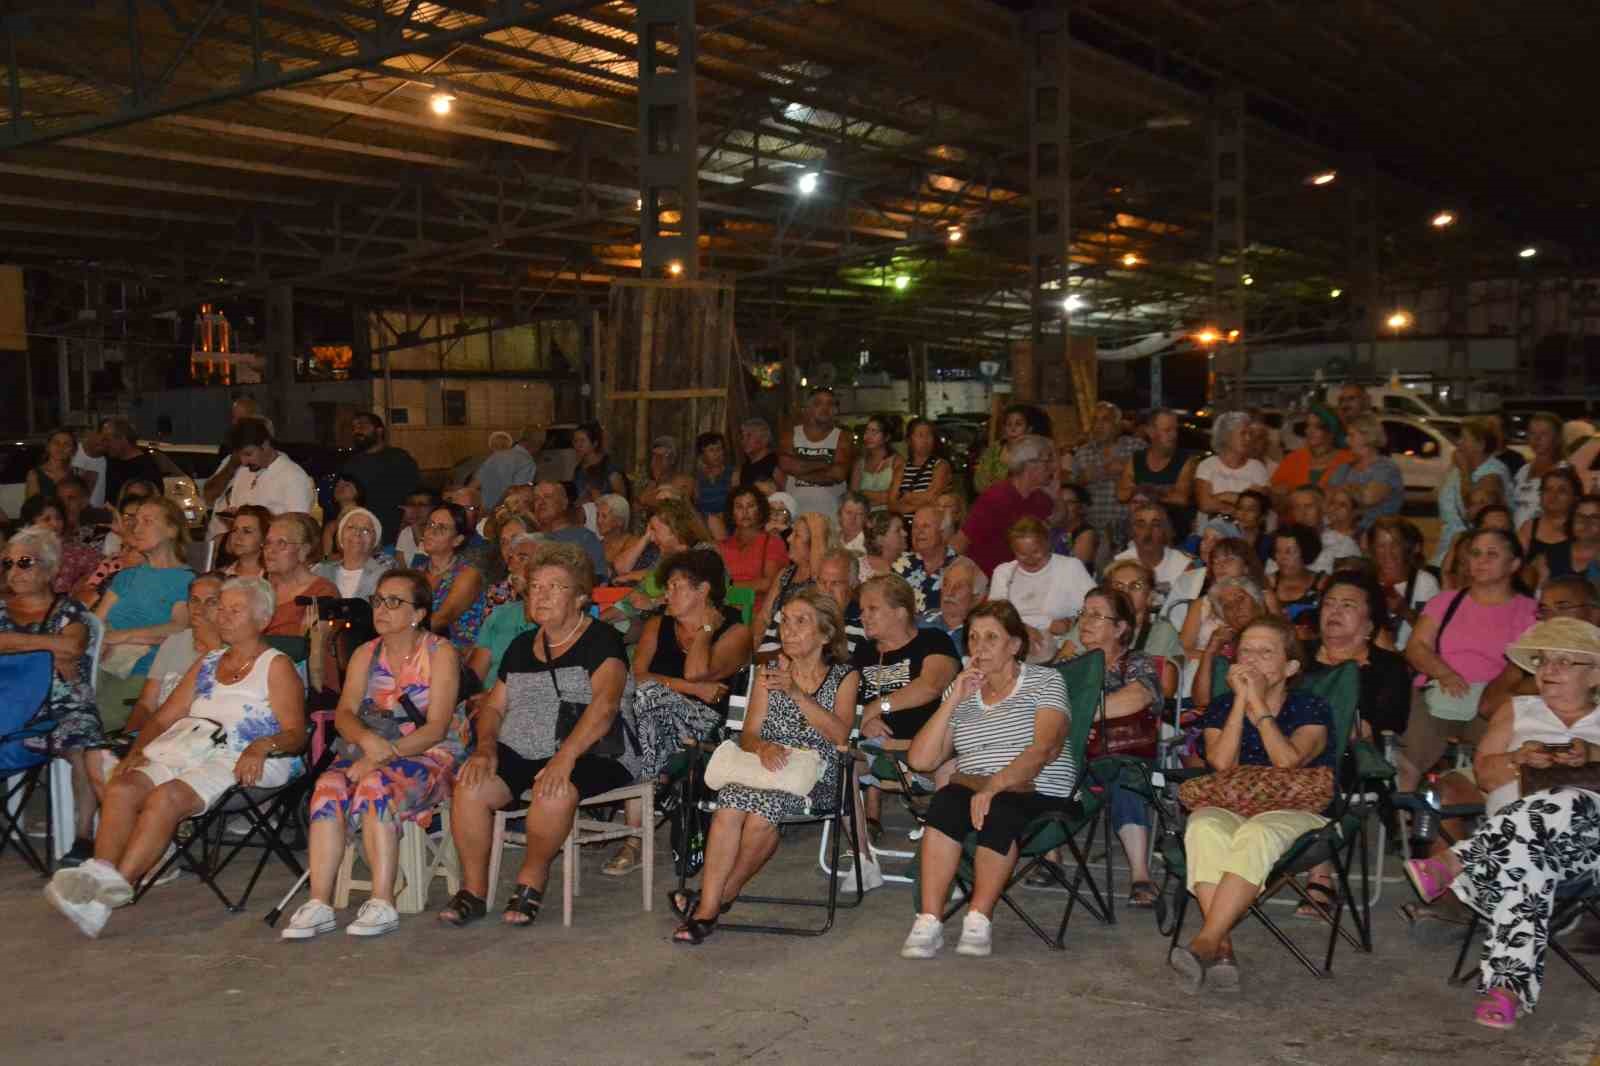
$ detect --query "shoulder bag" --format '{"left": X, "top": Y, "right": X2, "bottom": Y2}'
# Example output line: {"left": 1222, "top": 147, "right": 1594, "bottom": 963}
{"left": 545, "top": 628, "right": 634, "bottom": 758}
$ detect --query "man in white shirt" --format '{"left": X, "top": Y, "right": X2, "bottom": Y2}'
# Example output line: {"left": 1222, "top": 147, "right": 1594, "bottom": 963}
{"left": 71, "top": 427, "right": 109, "bottom": 508}
{"left": 1281, "top": 486, "right": 1360, "bottom": 573}
{"left": 210, "top": 419, "right": 315, "bottom": 538}
{"left": 1113, "top": 501, "right": 1193, "bottom": 610}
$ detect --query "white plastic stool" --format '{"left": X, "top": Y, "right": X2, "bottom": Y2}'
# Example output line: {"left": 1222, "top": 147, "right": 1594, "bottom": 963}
{"left": 335, "top": 804, "right": 460, "bottom": 914}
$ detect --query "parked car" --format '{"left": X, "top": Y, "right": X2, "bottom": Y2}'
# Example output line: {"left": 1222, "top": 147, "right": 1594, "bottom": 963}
{"left": 0, "top": 437, "right": 205, "bottom": 533}
{"left": 1281, "top": 413, "right": 1528, "bottom": 506}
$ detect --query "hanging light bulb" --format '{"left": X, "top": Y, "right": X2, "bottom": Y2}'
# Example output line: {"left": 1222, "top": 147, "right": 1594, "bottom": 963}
{"left": 430, "top": 92, "right": 455, "bottom": 116}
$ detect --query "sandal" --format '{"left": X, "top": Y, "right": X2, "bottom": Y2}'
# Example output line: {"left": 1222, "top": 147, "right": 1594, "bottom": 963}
{"left": 866, "top": 819, "right": 885, "bottom": 848}
{"left": 602, "top": 840, "right": 642, "bottom": 877}
{"left": 1209, "top": 951, "right": 1240, "bottom": 993}
{"left": 1294, "top": 881, "right": 1338, "bottom": 919}
{"left": 437, "top": 889, "right": 487, "bottom": 927}
{"left": 1127, "top": 880, "right": 1159, "bottom": 909}
{"left": 502, "top": 884, "right": 543, "bottom": 927}
{"left": 672, "top": 915, "right": 718, "bottom": 945}
{"left": 1473, "top": 988, "right": 1519, "bottom": 1030}
{"left": 668, "top": 889, "right": 735, "bottom": 921}
{"left": 1404, "top": 856, "right": 1455, "bottom": 904}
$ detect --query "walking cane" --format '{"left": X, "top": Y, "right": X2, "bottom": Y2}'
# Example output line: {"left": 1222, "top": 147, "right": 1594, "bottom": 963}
{"left": 265, "top": 869, "right": 311, "bottom": 928}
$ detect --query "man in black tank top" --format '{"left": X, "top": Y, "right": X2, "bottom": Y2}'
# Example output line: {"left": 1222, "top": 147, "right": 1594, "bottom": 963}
{"left": 1119, "top": 409, "right": 1197, "bottom": 537}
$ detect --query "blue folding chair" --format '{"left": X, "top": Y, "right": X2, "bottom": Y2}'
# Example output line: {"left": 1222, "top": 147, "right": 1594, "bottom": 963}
{"left": 0, "top": 651, "right": 58, "bottom": 874}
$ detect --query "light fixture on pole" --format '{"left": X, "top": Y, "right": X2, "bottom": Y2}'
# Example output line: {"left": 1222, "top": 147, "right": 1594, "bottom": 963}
{"left": 1329, "top": 288, "right": 1343, "bottom": 298}
{"left": 430, "top": 92, "right": 455, "bottom": 116}
{"left": 892, "top": 274, "right": 910, "bottom": 291}
{"left": 1430, "top": 210, "right": 1457, "bottom": 229}
{"left": 667, "top": 260, "right": 684, "bottom": 277}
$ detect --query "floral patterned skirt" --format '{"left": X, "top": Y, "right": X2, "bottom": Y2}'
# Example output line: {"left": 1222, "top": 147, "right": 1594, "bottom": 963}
{"left": 309, "top": 747, "right": 458, "bottom": 831}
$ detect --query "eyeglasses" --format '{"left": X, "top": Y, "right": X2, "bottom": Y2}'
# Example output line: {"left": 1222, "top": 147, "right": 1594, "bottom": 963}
{"left": 189, "top": 595, "right": 221, "bottom": 608}
{"left": 526, "top": 581, "right": 573, "bottom": 598}
{"left": 1108, "top": 580, "right": 1147, "bottom": 593}
{"left": 343, "top": 526, "right": 376, "bottom": 538}
{"left": 1530, "top": 653, "right": 1599, "bottom": 672}
{"left": 423, "top": 521, "right": 455, "bottom": 534}
{"left": 1079, "top": 610, "right": 1119, "bottom": 625}
{"left": 369, "top": 594, "right": 421, "bottom": 610}
{"left": 1, "top": 557, "right": 37, "bottom": 571}
{"left": 263, "top": 537, "right": 303, "bottom": 551}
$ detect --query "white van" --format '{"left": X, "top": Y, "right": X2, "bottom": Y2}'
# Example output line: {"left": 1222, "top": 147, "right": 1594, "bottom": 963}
{"left": 1324, "top": 385, "right": 1443, "bottom": 421}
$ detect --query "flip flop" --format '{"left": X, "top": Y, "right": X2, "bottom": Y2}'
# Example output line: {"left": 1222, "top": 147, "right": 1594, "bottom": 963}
{"left": 1473, "top": 988, "right": 1518, "bottom": 1030}
{"left": 1295, "top": 881, "right": 1338, "bottom": 919}
{"left": 672, "top": 915, "right": 718, "bottom": 945}
{"left": 668, "top": 889, "right": 735, "bottom": 921}
{"left": 1404, "top": 856, "right": 1454, "bottom": 904}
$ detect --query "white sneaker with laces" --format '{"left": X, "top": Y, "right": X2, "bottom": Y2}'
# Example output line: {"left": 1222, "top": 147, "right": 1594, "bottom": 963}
{"left": 956, "top": 910, "right": 993, "bottom": 957}
{"left": 346, "top": 898, "right": 400, "bottom": 937}
{"left": 900, "top": 913, "right": 945, "bottom": 959}
{"left": 281, "top": 899, "right": 338, "bottom": 941}
{"left": 45, "top": 882, "right": 110, "bottom": 938}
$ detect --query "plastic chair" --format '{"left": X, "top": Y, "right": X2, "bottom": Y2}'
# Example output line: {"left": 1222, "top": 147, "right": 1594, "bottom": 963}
{"left": 590, "top": 587, "right": 630, "bottom": 613}
{"left": 725, "top": 585, "right": 756, "bottom": 626}
{"left": 335, "top": 803, "right": 462, "bottom": 914}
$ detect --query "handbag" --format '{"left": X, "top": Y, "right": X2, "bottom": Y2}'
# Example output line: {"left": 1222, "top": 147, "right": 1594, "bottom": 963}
{"left": 1519, "top": 758, "right": 1600, "bottom": 797}
{"left": 1178, "top": 764, "right": 1335, "bottom": 820}
{"left": 140, "top": 716, "right": 228, "bottom": 768}
{"left": 703, "top": 739, "right": 824, "bottom": 797}
{"left": 1086, "top": 707, "right": 1159, "bottom": 760}
{"left": 545, "top": 629, "right": 634, "bottom": 758}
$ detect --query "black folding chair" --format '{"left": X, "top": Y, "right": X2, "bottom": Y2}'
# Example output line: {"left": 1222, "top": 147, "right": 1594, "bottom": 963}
{"left": 0, "top": 651, "right": 57, "bottom": 875}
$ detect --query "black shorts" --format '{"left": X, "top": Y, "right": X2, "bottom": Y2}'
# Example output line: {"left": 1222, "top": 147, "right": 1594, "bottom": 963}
{"left": 922, "top": 784, "right": 1070, "bottom": 856}
{"left": 494, "top": 743, "right": 634, "bottom": 808}
{"left": 881, "top": 708, "right": 934, "bottom": 739}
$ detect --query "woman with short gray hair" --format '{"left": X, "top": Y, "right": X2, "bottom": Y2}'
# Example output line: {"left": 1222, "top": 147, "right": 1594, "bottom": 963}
{"left": 1194, "top": 411, "right": 1269, "bottom": 533}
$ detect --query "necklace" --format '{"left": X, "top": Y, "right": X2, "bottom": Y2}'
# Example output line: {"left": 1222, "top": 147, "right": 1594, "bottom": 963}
{"left": 219, "top": 646, "right": 263, "bottom": 684}
{"left": 544, "top": 615, "right": 585, "bottom": 650}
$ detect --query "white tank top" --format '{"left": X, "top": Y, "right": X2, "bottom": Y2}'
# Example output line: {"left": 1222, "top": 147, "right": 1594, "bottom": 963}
{"left": 788, "top": 424, "right": 845, "bottom": 518}
{"left": 1485, "top": 696, "right": 1600, "bottom": 813}
{"left": 189, "top": 647, "right": 289, "bottom": 753}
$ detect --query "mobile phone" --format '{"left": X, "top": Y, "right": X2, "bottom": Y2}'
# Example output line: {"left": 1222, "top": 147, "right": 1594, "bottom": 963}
{"left": 754, "top": 649, "right": 781, "bottom": 667}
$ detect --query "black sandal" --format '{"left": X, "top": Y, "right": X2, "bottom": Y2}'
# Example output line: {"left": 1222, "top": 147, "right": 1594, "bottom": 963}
{"left": 503, "top": 884, "right": 543, "bottom": 927}
{"left": 1295, "top": 881, "right": 1337, "bottom": 919}
{"left": 438, "top": 888, "right": 487, "bottom": 927}
{"left": 668, "top": 889, "right": 735, "bottom": 921}
{"left": 672, "top": 915, "right": 718, "bottom": 945}
{"left": 1128, "top": 880, "right": 1159, "bottom": 908}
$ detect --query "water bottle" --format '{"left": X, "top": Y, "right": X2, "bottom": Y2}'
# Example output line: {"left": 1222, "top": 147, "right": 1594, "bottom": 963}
{"left": 1409, "top": 772, "right": 1441, "bottom": 849}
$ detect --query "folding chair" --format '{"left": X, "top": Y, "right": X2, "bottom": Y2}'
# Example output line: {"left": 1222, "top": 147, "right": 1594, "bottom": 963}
{"left": 725, "top": 585, "right": 757, "bottom": 626}
{"left": 923, "top": 650, "right": 1112, "bottom": 950}
{"left": 0, "top": 651, "right": 57, "bottom": 874}
{"left": 1164, "top": 661, "right": 1379, "bottom": 978}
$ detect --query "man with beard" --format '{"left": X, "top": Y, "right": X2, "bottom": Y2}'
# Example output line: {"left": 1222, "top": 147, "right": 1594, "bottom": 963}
{"left": 216, "top": 418, "right": 315, "bottom": 524}
{"left": 342, "top": 411, "right": 421, "bottom": 547}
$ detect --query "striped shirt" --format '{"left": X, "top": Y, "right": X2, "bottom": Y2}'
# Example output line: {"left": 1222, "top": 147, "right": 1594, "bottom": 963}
{"left": 899, "top": 457, "right": 942, "bottom": 498}
{"left": 949, "top": 664, "right": 1075, "bottom": 797}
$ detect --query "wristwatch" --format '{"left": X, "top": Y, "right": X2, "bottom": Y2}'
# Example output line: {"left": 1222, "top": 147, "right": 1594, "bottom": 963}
{"left": 1257, "top": 714, "right": 1278, "bottom": 727}
{"left": 700, "top": 622, "right": 715, "bottom": 634}
{"left": 878, "top": 697, "right": 892, "bottom": 715}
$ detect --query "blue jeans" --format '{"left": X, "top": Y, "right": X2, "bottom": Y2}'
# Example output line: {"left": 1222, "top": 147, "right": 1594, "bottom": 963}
{"left": 1107, "top": 774, "right": 1151, "bottom": 833}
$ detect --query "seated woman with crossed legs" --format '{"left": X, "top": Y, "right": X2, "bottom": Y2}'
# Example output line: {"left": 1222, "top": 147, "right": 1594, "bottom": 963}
{"left": 667, "top": 587, "right": 859, "bottom": 944}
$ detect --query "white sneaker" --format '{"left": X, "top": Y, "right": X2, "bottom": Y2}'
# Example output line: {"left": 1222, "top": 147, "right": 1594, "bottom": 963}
{"left": 281, "top": 899, "right": 338, "bottom": 941}
{"left": 900, "top": 913, "right": 945, "bottom": 959}
{"left": 45, "top": 882, "right": 110, "bottom": 939}
{"left": 51, "top": 859, "right": 134, "bottom": 909}
{"left": 956, "top": 911, "right": 993, "bottom": 957}
{"left": 836, "top": 855, "right": 885, "bottom": 891}
{"left": 345, "top": 898, "right": 400, "bottom": 937}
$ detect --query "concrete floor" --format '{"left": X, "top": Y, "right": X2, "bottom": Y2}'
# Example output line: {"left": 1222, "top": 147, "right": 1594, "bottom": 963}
{"left": 4, "top": 813, "right": 1599, "bottom": 1066}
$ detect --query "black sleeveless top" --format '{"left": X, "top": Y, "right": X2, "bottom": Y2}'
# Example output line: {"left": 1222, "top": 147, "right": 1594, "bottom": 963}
{"left": 1132, "top": 449, "right": 1191, "bottom": 486}
{"left": 648, "top": 604, "right": 743, "bottom": 716}
{"left": 1527, "top": 533, "right": 1570, "bottom": 569}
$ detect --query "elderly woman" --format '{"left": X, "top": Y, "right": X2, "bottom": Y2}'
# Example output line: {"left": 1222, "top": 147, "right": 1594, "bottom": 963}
{"left": 442, "top": 542, "right": 640, "bottom": 928}
{"left": 990, "top": 516, "right": 1095, "bottom": 662}
{"left": 126, "top": 572, "right": 225, "bottom": 734}
{"left": 93, "top": 497, "right": 194, "bottom": 731}
{"left": 318, "top": 476, "right": 367, "bottom": 560}
{"left": 716, "top": 485, "right": 788, "bottom": 590}
{"left": 853, "top": 573, "right": 961, "bottom": 861}
{"left": 1267, "top": 524, "right": 1324, "bottom": 642}
{"left": 1520, "top": 468, "right": 1581, "bottom": 585}
{"left": 1193, "top": 410, "right": 1270, "bottom": 533}
{"left": 281, "top": 569, "right": 465, "bottom": 939}
{"left": 669, "top": 588, "right": 859, "bottom": 944}
{"left": 595, "top": 494, "right": 633, "bottom": 573}
{"left": 1178, "top": 536, "right": 1265, "bottom": 661}
{"left": 1403, "top": 620, "right": 1600, "bottom": 1029}
{"left": 46, "top": 576, "right": 305, "bottom": 938}
{"left": 899, "top": 601, "right": 1076, "bottom": 958}
{"left": 1510, "top": 411, "right": 1566, "bottom": 528}
{"left": 1, "top": 527, "right": 103, "bottom": 862}
{"left": 1371, "top": 516, "right": 1438, "bottom": 650}
{"left": 312, "top": 507, "right": 389, "bottom": 602}
{"left": 629, "top": 551, "right": 754, "bottom": 878}
{"left": 1434, "top": 416, "right": 1512, "bottom": 567}
{"left": 850, "top": 415, "right": 902, "bottom": 512}
{"left": 636, "top": 434, "right": 695, "bottom": 514}
{"left": 18, "top": 495, "right": 100, "bottom": 596}
{"left": 221, "top": 504, "right": 272, "bottom": 578}
{"left": 838, "top": 491, "right": 870, "bottom": 555}
{"left": 1401, "top": 527, "right": 1538, "bottom": 795}
{"left": 1329, "top": 415, "right": 1404, "bottom": 531}
{"left": 1169, "top": 617, "right": 1334, "bottom": 991}
{"left": 858, "top": 509, "right": 905, "bottom": 583}
{"left": 891, "top": 417, "right": 953, "bottom": 516}
{"left": 754, "top": 512, "right": 833, "bottom": 653}
{"left": 1188, "top": 575, "right": 1268, "bottom": 711}
{"left": 1076, "top": 586, "right": 1169, "bottom": 907}
{"left": 420, "top": 501, "right": 487, "bottom": 652}
{"left": 482, "top": 511, "right": 538, "bottom": 610}
{"left": 262, "top": 513, "right": 337, "bottom": 638}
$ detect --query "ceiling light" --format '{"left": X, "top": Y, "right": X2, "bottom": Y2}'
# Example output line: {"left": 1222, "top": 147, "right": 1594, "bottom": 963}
{"left": 947, "top": 226, "right": 964, "bottom": 243}
{"left": 633, "top": 197, "right": 642, "bottom": 211}
{"left": 1519, "top": 246, "right": 1538, "bottom": 259}
{"left": 1062, "top": 294, "right": 1085, "bottom": 312}
{"left": 1308, "top": 170, "right": 1338, "bottom": 186}
{"left": 1242, "top": 274, "right": 1254, "bottom": 286}
{"left": 797, "top": 171, "right": 820, "bottom": 196}
{"left": 429, "top": 92, "right": 455, "bottom": 116}
{"left": 1386, "top": 310, "right": 1413, "bottom": 330}
{"left": 1194, "top": 328, "right": 1220, "bottom": 345}
{"left": 1120, "top": 253, "right": 1139, "bottom": 268}
{"left": 1329, "top": 288, "right": 1342, "bottom": 298}
{"left": 1227, "top": 329, "right": 1241, "bottom": 342}
{"left": 1431, "top": 211, "right": 1456, "bottom": 228}
{"left": 892, "top": 274, "right": 910, "bottom": 291}
{"left": 667, "top": 260, "right": 684, "bottom": 277}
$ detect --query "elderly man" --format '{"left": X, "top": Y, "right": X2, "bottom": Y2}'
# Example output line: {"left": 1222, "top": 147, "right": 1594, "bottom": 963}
{"left": 470, "top": 426, "right": 539, "bottom": 511}
{"left": 1118, "top": 408, "right": 1196, "bottom": 515}
{"left": 918, "top": 555, "right": 985, "bottom": 660}
{"left": 735, "top": 416, "right": 785, "bottom": 490}
{"left": 342, "top": 411, "right": 421, "bottom": 547}
{"left": 816, "top": 547, "right": 866, "bottom": 655}
{"left": 1272, "top": 485, "right": 1360, "bottom": 574}
{"left": 1112, "top": 501, "right": 1193, "bottom": 610}
{"left": 953, "top": 434, "right": 1055, "bottom": 576}
{"left": 97, "top": 418, "right": 165, "bottom": 506}
{"left": 778, "top": 387, "right": 854, "bottom": 520}
{"left": 531, "top": 480, "right": 608, "bottom": 582}
{"left": 1072, "top": 401, "right": 1146, "bottom": 547}
{"left": 1335, "top": 383, "right": 1371, "bottom": 434}
{"left": 893, "top": 505, "right": 963, "bottom": 613}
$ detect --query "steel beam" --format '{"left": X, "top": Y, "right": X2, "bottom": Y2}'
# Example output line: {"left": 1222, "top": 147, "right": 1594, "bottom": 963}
{"left": 1210, "top": 85, "right": 1246, "bottom": 407}
{"left": 1026, "top": 2, "right": 1071, "bottom": 356}
{"left": 635, "top": 0, "right": 700, "bottom": 279}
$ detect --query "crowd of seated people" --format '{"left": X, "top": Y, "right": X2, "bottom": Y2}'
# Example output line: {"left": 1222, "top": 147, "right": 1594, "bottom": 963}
{"left": 12, "top": 391, "right": 1600, "bottom": 1035}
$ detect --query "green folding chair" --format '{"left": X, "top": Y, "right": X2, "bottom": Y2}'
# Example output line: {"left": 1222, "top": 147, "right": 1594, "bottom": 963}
{"left": 725, "top": 585, "right": 756, "bottom": 626}
{"left": 923, "top": 650, "right": 1112, "bottom": 950}
{"left": 1164, "top": 661, "right": 1379, "bottom": 977}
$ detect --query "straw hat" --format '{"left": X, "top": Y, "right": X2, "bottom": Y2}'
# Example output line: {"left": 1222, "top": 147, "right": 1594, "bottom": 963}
{"left": 1505, "top": 618, "right": 1600, "bottom": 674}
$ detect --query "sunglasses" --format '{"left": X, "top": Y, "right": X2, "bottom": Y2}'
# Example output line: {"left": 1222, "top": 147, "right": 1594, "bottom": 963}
{"left": 1, "top": 556, "right": 38, "bottom": 571}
